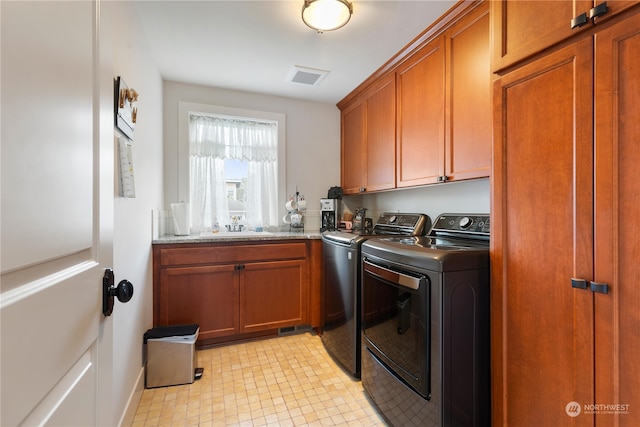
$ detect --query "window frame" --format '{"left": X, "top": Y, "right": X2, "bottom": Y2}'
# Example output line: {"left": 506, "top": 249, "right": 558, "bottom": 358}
{"left": 178, "top": 101, "right": 286, "bottom": 227}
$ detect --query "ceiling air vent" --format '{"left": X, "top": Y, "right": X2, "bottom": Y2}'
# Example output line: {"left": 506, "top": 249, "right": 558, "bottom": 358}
{"left": 287, "top": 65, "right": 329, "bottom": 86}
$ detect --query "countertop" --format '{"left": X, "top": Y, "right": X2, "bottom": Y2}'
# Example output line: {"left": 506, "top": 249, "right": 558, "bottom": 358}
{"left": 153, "top": 230, "right": 322, "bottom": 245}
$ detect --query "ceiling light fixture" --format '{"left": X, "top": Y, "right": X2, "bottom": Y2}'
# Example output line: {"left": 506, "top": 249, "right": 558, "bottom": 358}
{"left": 302, "top": 0, "right": 353, "bottom": 33}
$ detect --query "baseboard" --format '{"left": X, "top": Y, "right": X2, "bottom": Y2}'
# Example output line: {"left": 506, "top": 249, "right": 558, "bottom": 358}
{"left": 118, "top": 366, "right": 145, "bottom": 427}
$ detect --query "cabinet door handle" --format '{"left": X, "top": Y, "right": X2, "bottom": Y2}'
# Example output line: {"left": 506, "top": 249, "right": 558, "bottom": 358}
{"left": 590, "top": 281, "right": 609, "bottom": 294}
{"left": 571, "top": 278, "right": 588, "bottom": 290}
{"left": 234, "top": 264, "right": 245, "bottom": 271}
{"left": 589, "top": 2, "right": 608, "bottom": 20}
{"left": 571, "top": 12, "right": 588, "bottom": 29}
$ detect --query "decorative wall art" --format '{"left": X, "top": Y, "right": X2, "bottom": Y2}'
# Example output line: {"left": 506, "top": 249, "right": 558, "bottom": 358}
{"left": 114, "top": 76, "right": 138, "bottom": 140}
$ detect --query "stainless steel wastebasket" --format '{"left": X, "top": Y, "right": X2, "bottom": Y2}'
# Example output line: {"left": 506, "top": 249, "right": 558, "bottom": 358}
{"left": 144, "top": 324, "right": 199, "bottom": 388}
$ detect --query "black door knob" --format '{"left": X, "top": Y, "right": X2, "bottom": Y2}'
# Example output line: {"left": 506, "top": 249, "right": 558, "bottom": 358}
{"left": 103, "top": 269, "right": 134, "bottom": 316}
{"left": 113, "top": 280, "right": 134, "bottom": 303}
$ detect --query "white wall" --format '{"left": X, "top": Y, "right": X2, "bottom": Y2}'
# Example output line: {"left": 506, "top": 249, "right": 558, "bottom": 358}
{"left": 162, "top": 79, "right": 489, "bottom": 231}
{"left": 343, "top": 178, "right": 491, "bottom": 225}
{"left": 163, "top": 81, "right": 341, "bottom": 231}
{"left": 104, "top": 2, "right": 164, "bottom": 425}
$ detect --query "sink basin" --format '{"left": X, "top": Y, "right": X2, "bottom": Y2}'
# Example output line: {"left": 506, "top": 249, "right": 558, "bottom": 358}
{"left": 198, "top": 230, "right": 274, "bottom": 238}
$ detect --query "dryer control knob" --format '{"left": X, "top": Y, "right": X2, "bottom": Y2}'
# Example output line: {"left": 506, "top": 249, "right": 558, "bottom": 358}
{"left": 459, "top": 217, "right": 473, "bottom": 229}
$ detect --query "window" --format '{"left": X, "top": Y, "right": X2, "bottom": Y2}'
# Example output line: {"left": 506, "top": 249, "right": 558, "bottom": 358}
{"left": 178, "top": 102, "right": 286, "bottom": 232}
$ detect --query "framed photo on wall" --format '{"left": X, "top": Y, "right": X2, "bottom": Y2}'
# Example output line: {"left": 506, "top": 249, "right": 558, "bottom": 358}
{"left": 114, "top": 76, "right": 137, "bottom": 140}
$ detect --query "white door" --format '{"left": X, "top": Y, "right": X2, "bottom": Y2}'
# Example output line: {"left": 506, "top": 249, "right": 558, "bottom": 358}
{"left": 1, "top": 1, "right": 114, "bottom": 426}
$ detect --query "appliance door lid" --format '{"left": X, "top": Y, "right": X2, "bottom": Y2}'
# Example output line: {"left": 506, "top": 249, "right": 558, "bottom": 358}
{"left": 363, "top": 259, "right": 424, "bottom": 290}
{"left": 322, "top": 231, "right": 356, "bottom": 245}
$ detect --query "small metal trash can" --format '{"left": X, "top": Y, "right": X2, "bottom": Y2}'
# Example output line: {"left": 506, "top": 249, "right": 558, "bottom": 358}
{"left": 144, "top": 324, "right": 200, "bottom": 388}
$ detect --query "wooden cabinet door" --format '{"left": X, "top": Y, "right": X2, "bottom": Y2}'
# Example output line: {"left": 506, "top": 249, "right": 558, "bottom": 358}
{"left": 445, "top": 2, "right": 491, "bottom": 181}
{"left": 594, "top": 12, "right": 640, "bottom": 426}
{"left": 364, "top": 73, "right": 396, "bottom": 192}
{"left": 492, "top": 37, "right": 595, "bottom": 426}
{"left": 396, "top": 35, "right": 445, "bottom": 187}
{"left": 341, "top": 99, "right": 366, "bottom": 194}
{"left": 159, "top": 264, "right": 240, "bottom": 340}
{"left": 492, "top": 0, "right": 591, "bottom": 70}
{"left": 492, "top": 0, "right": 640, "bottom": 71}
{"left": 240, "top": 260, "right": 307, "bottom": 333}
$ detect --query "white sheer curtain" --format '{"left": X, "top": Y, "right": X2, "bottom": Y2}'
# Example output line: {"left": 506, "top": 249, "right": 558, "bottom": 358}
{"left": 189, "top": 114, "right": 278, "bottom": 231}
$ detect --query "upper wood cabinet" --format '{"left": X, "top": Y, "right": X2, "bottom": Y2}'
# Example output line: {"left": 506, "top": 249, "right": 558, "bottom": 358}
{"left": 340, "top": 73, "right": 396, "bottom": 195}
{"left": 396, "top": 1, "right": 490, "bottom": 187}
{"left": 492, "top": 0, "right": 640, "bottom": 72}
{"left": 340, "top": 100, "right": 366, "bottom": 194}
{"left": 444, "top": 4, "right": 491, "bottom": 181}
{"left": 341, "top": 1, "right": 490, "bottom": 193}
{"left": 396, "top": 35, "right": 446, "bottom": 187}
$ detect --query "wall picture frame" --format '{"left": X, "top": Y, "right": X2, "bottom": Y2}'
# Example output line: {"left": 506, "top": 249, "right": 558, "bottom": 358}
{"left": 114, "top": 76, "right": 137, "bottom": 140}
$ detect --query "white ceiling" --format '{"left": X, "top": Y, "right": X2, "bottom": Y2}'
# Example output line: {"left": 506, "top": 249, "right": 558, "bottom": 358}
{"left": 133, "top": 1, "right": 457, "bottom": 104}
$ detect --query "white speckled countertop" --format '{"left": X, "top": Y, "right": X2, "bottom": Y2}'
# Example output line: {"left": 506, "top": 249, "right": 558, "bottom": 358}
{"left": 152, "top": 230, "right": 322, "bottom": 244}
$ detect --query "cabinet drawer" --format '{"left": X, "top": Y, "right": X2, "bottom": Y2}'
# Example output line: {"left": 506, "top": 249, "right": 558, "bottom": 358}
{"left": 159, "top": 242, "right": 307, "bottom": 266}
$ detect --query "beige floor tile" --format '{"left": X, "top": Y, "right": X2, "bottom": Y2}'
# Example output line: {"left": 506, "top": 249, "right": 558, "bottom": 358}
{"left": 134, "top": 332, "right": 387, "bottom": 426}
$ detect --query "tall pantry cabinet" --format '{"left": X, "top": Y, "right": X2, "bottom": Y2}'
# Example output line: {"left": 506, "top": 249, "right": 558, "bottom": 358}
{"left": 492, "top": 5, "right": 640, "bottom": 427}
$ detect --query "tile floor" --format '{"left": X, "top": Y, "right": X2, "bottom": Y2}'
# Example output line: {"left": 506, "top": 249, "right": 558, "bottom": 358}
{"left": 132, "top": 332, "right": 387, "bottom": 427}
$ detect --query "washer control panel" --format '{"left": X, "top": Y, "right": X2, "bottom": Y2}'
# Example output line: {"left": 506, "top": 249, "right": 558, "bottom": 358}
{"left": 373, "top": 212, "right": 431, "bottom": 236}
{"left": 430, "top": 214, "right": 490, "bottom": 237}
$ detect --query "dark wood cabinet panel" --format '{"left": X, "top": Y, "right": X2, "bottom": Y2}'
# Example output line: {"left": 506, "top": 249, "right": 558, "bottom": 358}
{"left": 396, "top": 1, "right": 490, "bottom": 187}
{"left": 341, "top": 100, "right": 366, "bottom": 194}
{"left": 340, "top": 73, "right": 396, "bottom": 195}
{"left": 492, "top": 37, "right": 595, "bottom": 425}
{"left": 364, "top": 73, "right": 396, "bottom": 192}
{"left": 153, "top": 240, "right": 317, "bottom": 346}
{"left": 342, "top": 1, "right": 490, "bottom": 193}
{"left": 445, "top": 4, "right": 491, "bottom": 181}
{"left": 492, "top": 0, "right": 640, "bottom": 72}
{"left": 240, "top": 260, "right": 307, "bottom": 332}
{"left": 396, "top": 35, "right": 445, "bottom": 187}
{"left": 594, "top": 14, "right": 640, "bottom": 426}
{"left": 308, "top": 239, "right": 322, "bottom": 329}
{"left": 159, "top": 264, "right": 240, "bottom": 340}
{"left": 493, "top": 8, "right": 640, "bottom": 426}
{"left": 159, "top": 242, "right": 306, "bottom": 266}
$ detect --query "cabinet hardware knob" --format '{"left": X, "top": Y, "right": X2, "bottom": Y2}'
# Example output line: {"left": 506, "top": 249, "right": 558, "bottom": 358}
{"left": 571, "top": 12, "right": 588, "bottom": 29}
{"left": 571, "top": 278, "right": 588, "bottom": 290}
{"left": 589, "top": 2, "right": 608, "bottom": 20}
{"left": 590, "top": 281, "right": 609, "bottom": 294}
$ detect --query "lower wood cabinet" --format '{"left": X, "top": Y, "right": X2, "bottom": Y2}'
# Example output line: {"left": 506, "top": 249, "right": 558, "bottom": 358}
{"left": 160, "top": 264, "right": 240, "bottom": 340}
{"left": 153, "top": 240, "right": 321, "bottom": 346}
{"left": 240, "top": 259, "right": 306, "bottom": 333}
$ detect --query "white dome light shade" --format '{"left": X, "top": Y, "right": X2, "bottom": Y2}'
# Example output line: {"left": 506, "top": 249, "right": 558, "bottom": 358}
{"left": 302, "top": 0, "right": 353, "bottom": 32}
